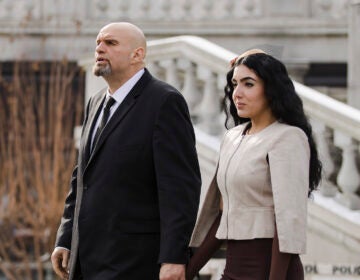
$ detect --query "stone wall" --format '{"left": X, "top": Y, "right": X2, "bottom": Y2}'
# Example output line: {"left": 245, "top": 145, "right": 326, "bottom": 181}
{"left": 0, "top": 0, "right": 349, "bottom": 63}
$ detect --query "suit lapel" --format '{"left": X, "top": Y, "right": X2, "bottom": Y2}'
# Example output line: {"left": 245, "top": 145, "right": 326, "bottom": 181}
{"left": 85, "top": 69, "right": 152, "bottom": 168}
{"left": 82, "top": 91, "right": 106, "bottom": 164}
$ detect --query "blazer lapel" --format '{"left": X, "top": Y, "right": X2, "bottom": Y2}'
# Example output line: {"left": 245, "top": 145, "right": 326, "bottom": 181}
{"left": 82, "top": 92, "right": 106, "bottom": 164}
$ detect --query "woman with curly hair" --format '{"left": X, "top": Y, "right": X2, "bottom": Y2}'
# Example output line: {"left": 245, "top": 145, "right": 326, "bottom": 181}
{"left": 186, "top": 50, "right": 322, "bottom": 280}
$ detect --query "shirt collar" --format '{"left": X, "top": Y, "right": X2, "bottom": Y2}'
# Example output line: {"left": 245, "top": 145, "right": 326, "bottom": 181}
{"left": 105, "top": 68, "right": 145, "bottom": 103}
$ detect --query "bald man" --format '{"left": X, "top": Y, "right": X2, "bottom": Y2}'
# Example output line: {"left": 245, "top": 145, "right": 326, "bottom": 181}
{"left": 51, "top": 22, "right": 201, "bottom": 280}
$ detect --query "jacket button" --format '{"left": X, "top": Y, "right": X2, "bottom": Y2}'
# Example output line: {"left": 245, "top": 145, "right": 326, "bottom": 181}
{"left": 84, "top": 185, "right": 88, "bottom": 190}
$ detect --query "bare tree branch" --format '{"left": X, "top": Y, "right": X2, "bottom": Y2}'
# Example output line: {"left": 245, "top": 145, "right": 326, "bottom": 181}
{"left": 0, "top": 61, "right": 84, "bottom": 279}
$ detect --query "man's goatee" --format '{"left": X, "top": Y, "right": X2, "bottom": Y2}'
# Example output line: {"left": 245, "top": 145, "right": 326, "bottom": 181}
{"left": 93, "top": 64, "right": 112, "bottom": 77}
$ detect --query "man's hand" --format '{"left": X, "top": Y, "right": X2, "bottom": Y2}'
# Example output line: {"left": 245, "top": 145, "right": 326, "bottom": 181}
{"left": 51, "top": 247, "right": 70, "bottom": 280}
{"left": 159, "top": 263, "right": 185, "bottom": 280}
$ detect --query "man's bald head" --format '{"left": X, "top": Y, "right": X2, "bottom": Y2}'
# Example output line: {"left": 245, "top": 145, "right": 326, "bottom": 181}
{"left": 99, "top": 22, "right": 147, "bottom": 54}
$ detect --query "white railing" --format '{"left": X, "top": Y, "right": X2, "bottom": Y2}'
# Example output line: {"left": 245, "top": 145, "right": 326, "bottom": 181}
{"left": 146, "top": 35, "right": 360, "bottom": 211}
{"left": 294, "top": 82, "right": 360, "bottom": 209}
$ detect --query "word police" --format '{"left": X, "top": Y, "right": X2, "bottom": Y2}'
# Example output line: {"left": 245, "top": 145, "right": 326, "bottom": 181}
{"left": 304, "top": 264, "right": 360, "bottom": 275}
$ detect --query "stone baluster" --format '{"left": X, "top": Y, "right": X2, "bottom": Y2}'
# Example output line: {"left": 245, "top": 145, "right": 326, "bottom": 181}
{"left": 224, "top": 0, "right": 235, "bottom": 18}
{"left": 244, "top": 0, "right": 255, "bottom": 14}
{"left": 82, "top": 62, "right": 106, "bottom": 105}
{"left": 161, "top": 0, "right": 171, "bottom": 19}
{"left": 181, "top": 61, "right": 200, "bottom": 118}
{"left": 348, "top": 1, "right": 360, "bottom": 109}
{"left": 3, "top": 0, "right": 14, "bottom": 18}
{"left": 311, "top": 119, "right": 337, "bottom": 196}
{"left": 197, "top": 70, "right": 222, "bottom": 135}
{"left": 334, "top": 131, "right": 360, "bottom": 210}
{"left": 140, "top": 0, "right": 151, "bottom": 17}
{"left": 119, "top": 0, "right": 130, "bottom": 18}
{"left": 318, "top": 0, "right": 333, "bottom": 13}
{"left": 203, "top": 0, "right": 214, "bottom": 19}
{"left": 159, "top": 58, "right": 181, "bottom": 91}
{"left": 200, "top": 259, "right": 226, "bottom": 280}
{"left": 95, "top": 0, "right": 109, "bottom": 17}
{"left": 147, "top": 61, "right": 163, "bottom": 80}
{"left": 183, "top": 0, "right": 192, "bottom": 19}
{"left": 45, "top": 263, "right": 53, "bottom": 280}
{"left": 23, "top": 0, "right": 35, "bottom": 19}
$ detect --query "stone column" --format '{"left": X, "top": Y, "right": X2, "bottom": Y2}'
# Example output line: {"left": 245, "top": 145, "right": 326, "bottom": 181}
{"left": 348, "top": 0, "right": 360, "bottom": 109}
{"left": 74, "top": 58, "right": 106, "bottom": 149}
{"left": 78, "top": 58, "right": 106, "bottom": 106}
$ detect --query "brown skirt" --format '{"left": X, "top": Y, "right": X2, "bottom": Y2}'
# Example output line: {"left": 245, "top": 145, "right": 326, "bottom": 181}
{"left": 220, "top": 239, "right": 304, "bottom": 280}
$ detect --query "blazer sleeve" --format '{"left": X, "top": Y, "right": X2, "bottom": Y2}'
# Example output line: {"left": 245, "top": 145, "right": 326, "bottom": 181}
{"left": 55, "top": 166, "right": 78, "bottom": 249}
{"left": 189, "top": 128, "right": 231, "bottom": 247}
{"left": 153, "top": 92, "right": 201, "bottom": 264}
{"left": 189, "top": 170, "right": 220, "bottom": 247}
{"left": 54, "top": 97, "right": 92, "bottom": 249}
{"left": 268, "top": 128, "right": 310, "bottom": 254}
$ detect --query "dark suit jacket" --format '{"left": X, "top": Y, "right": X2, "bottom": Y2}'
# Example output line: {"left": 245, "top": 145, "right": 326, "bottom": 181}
{"left": 55, "top": 69, "right": 201, "bottom": 280}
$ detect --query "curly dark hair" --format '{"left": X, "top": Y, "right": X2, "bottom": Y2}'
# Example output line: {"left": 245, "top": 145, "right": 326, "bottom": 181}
{"left": 222, "top": 53, "right": 322, "bottom": 194}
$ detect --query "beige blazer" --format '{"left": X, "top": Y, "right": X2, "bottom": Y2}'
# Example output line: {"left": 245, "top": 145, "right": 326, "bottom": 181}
{"left": 190, "top": 121, "right": 310, "bottom": 254}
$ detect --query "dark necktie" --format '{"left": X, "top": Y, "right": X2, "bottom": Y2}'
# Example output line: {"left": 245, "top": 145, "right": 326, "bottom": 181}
{"left": 92, "top": 97, "right": 116, "bottom": 151}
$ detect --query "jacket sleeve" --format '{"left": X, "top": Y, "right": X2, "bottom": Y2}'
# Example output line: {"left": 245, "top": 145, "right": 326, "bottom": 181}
{"left": 189, "top": 128, "right": 230, "bottom": 247}
{"left": 188, "top": 172, "right": 220, "bottom": 247}
{"left": 268, "top": 128, "right": 310, "bottom": 254}
{"left": 55, "top": 166, "right": 78, "bottom": 249}
{"left": 54, "top": 97, "right": 92, "bottom": 249}
{"left": 153, "top": 92, "right": 201, "bottom": 264}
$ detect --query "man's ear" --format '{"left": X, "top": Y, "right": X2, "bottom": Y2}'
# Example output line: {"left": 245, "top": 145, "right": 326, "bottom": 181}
{"left": 131, "top": 47, "right": 145, "bottom": 64}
